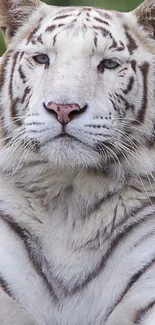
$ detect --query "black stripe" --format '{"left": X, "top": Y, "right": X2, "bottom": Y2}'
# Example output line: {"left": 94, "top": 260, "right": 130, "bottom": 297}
{"left": 131, "top": 60, "right": 137, "bottom": 73}
{"left": 54, "top": 210, "right": 155, "bottom": 296}
{"left": 115, "top": 41, "right": 125, "bottom": 52}
{"left": 115, "top": 94, "right": 131, "bottom": 111}
{"left": 123, "top": 76, "right": 134, "bottom": 95}
{"left": 96, "top": 9, "right": 112, "bottom": 20}
{"left": 0, "top": 213, "right": 58, "bottom": 303}
{"left": 10, "top": 98, "right": 21, "bottom": 124}
{"left": 1, "top": 205, "right": 154, "bottom": 299}
{"left": 0, "top": 274, "right": 13, "bottom": 298}
{"left": 27, "top": 19, "right": 43, "bottom": 44}
{"left": 37, "top": 35, "right": 43, "bottom": 44}
{"left": 125, "top": 26, "right": 138, "bottom": 55}
{"left": 53, "top": 14, "right": 72, "bottom": 21}
{"left": 21, "top": 87, "right": 31, "bottom": 104}
{"left": 109, "top": 98, "right": 118, "bottom": 111}
{"left": 93, "top": 27, "right": 117, "bottom": 50}
{"left": 137, "top": 62, "right": 149, "bottom": 122}
{"left": 18, "top": 66, "right": 27, "bottom": 84}
{"left": 8, "top": 52, "right": 21, "bottom": 122}
{"left": 46, "top": 25, "right": 56, "bottom": 33}
{"left": 134, "top": 299, "right": 155, "bottom": 324}
{"left": 9, "top": 51, "right": 20, "bottom": 101}
{"left": 94, "top": 17, "right": 110, "bottom": 26}
{"left": 94, "top": 35, "right": 98, "bottom": 47}
{"left": 0, "top": 51, "right": 12, "bottom": 142}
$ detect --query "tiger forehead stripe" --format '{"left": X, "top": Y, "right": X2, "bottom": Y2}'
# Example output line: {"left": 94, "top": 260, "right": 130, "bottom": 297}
{"left": 45, "top": 24, "right": 65, "bottom": 34}
{"left": 52, "top": 13, "right": 111, "bottom": 28}
{"left": 46, "top": 25, "right": 56, "bottom": 33}
{"left": 93, "top": 17, "right": 110, "bottom": 26}
{"left": 28, "top": 9, "right": 116, "bottom": 46}
{"left": 96, "top": 9, "right": 112, "bottom": 20}
{"left": 92, "top": 26, "right": 118, "bottom": 51}
{"left": 114, "top": 41, "right": 125, "bottom": 52}
{"left": 37, "top": 35, "right": 43, "bottom": 44}
{"left": 44, "top": 9, "right": 113, "bottom": 35}
{"left": 53, "top": 14, "right": 73, "bottom": 21}
{"left": 124, "top": 26, "right": 138, "bottom": 55}
{"left": 27, "top": 18, "right": 43, "bottom": 44}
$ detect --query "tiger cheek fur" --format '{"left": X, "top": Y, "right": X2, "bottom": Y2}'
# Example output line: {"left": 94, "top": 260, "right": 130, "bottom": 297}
{"left": 0, "top": 0, "right": 155, "bottom": 324}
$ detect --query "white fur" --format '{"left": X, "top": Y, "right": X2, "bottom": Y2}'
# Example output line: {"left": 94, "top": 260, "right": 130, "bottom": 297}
{"left": 0, "top": 1, "right": 155, "bottom": 324}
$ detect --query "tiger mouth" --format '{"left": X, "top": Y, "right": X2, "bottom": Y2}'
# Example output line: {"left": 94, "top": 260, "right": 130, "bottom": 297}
{"left": 54, "top": 134, "right": 80, "bottom": 142}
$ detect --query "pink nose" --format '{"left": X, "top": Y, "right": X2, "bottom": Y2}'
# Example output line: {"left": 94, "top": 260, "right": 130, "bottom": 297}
{"left": 45, "top": 102, "right": 82, "bottom": 124}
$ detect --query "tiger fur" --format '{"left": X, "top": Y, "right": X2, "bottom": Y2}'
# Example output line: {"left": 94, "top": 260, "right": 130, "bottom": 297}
{"left": 0, "top": 0, "right": 155, "bottom": 324}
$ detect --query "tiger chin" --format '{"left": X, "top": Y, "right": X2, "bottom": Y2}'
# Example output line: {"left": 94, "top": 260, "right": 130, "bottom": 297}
{"left": 0, "top": 0, "right": 155, "bottom": 324}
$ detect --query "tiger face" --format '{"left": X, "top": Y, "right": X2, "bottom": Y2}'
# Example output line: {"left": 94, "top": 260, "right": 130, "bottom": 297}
{"left": 0, "top": 0, "right": 155, "bottom": 171}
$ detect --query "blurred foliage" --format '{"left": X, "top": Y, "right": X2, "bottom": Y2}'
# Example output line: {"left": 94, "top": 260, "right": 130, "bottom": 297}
{"left": 0, "top": 32, "right": 5, "bottom": 56}
{"left": 46, "top": 0, "right": 142, "bottom": 10}
{"left": 0, "top": 0, "right": 142, "bottom": 56}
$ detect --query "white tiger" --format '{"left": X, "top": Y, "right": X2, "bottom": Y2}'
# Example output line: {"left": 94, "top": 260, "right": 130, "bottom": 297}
{"left": 0, "top": 0, "right": 155, "bottom": 324}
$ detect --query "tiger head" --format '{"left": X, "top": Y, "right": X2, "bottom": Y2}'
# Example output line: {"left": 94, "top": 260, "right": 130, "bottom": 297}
{"left": 0, "top": 0, "right": 155, "bottom": 174}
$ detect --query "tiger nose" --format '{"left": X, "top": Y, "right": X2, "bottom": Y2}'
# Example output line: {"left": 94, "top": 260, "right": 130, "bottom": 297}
{"left": 44, "top": 102, "right": 86, "bottom": 124}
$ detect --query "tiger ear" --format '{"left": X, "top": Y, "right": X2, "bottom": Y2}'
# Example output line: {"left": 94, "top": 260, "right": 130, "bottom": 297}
{"left": 132, "top": 0, "right": 155, "bottom": 37}
{"left": 0, "top": 0, "right": 41, "bottom": 44}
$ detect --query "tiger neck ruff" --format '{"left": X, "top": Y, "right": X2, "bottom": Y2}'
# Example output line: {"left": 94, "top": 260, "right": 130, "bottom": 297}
{"left": 0, "top": 0, "right": 155, "bottom": 324}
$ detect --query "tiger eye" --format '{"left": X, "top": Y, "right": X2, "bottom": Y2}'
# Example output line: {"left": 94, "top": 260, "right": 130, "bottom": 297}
{"left": 98, "top": 59, "right": 120, "bottom": 72}
{"left": 33, "top": 54, "right": 49, "bottom": 65}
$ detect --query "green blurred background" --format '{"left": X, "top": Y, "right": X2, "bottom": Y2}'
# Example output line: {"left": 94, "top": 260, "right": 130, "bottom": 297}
{"left": 0, "top": 0, "right": 142, "bottom": 56}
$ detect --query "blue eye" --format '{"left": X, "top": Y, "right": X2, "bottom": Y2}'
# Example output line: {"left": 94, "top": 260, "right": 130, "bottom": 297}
{"left": 98, "top": 59, "right": 120, "bottom": 72}
{"left": 33, "top": 54, "right": 49, "bottom": 65}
